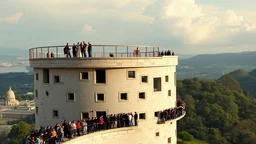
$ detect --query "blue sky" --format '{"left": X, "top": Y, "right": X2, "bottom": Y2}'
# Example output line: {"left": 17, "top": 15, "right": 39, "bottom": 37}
{"left": 1, "top": 0, "right": 256, "bottom": 54}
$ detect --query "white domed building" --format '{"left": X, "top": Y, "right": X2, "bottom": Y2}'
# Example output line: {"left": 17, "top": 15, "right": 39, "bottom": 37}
{"left": 5, "top": 87, "right": 19, "bottom": 106}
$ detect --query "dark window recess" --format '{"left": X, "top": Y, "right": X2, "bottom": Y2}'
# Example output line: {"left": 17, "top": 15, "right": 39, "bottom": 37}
{"left": 54, "top": 76, "right": 60, "bottom": 83}
{"left": 97, "top": 94, "right": 105, "bottom": 101}
{"left": 168, "top": 90, "right": 171, "bottom": 96}
{"left": 139, "top": 113, "right": 146, "bottom": 119}
{"left": 153, "top": 78, "right": 162, "bottom": 91}
{"left": 96, "top": 70, "right": 106, "bottom": 83}
{"left": 45, "top": 91, "right": 49, "bottom": 96}
{"left": 68, "top": 93, "right": 75, "bottom": 101}
{"left": 36, "top": 73, "right": 39, "bottom": 80}
{"left": 139, "top": 92, "right": 145, "bottom": 99}
{"left": 81, "top": 72, "right": 89, "bottom": 80}
{"left": 128, "top": 71, "right": 135, "bottom": 78}
{"left": 36, "top": 107, "right": 38, "bottom": 114}
{"left": 120, "top": 93, "right": 128, "bottom": 100}
{"left": 141, "top": 76, "right": 148, "bottom": 83}
{"left": 43, "top": 69, "right": 49, "bottom": 83}
{"left": 165, "top": 75, "right": 169, "bottom": 82}
{"left": 156, "top": 132, "right": 160, "bottom": 137}
{"left": 53, "top": 110, "right": 59, "bottom": 117}
{"left": 35, "top": 90, "right": 38, "bottom": 98}
{"left": 168, "top": 137, "right": 171, "bottom": 143}
{"left": 82, "top": 112, "right": 89, "bottom": 119}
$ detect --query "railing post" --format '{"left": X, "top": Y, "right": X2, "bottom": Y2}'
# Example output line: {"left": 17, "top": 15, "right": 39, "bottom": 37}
{"left": 115, "top": 46, "right": 117, "bottom": 58}
{"left": 127, "top": 46, "right": 128, "bottom": 57}
{"left": 48, "top": 47, "right": 50, "bottom": 58}
{"left": 36, "top": 48, "right": 38, "bottom": 58}
{"left": 56, "top": 47, "right": 58, "bottom": 58}
{"left": 103, "top": 45, "right": 105, "bottom": 57}
{"left": 146, "top": 47, "right": 148, "bottom": 57}
{"left": 153, "top": 47, "right": 155, "bottom": 57}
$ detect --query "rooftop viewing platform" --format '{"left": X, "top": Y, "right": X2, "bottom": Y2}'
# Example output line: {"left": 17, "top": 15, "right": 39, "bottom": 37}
{"left": 29, "top": 44, "right": 178, "bottom": 68}
{"left": 29, "top": 44, "right": 163, "bottom": 59}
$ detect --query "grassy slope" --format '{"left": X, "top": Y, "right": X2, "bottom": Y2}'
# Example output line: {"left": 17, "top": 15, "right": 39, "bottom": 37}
{"left": 177, "top": 138, "right": 208, "bottom": 144}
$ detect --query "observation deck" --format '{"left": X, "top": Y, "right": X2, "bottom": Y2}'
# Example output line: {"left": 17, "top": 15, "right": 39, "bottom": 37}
{"left": 29, "top": 44, "right": 178, "bottom": 69}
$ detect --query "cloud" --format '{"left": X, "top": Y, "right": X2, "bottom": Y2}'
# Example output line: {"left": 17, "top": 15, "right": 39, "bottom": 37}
{"left": 1, "top": 12, "right": 23, "bottom": 24}
{"left": 83, "top": 24, "right": 94, "bottom": 31}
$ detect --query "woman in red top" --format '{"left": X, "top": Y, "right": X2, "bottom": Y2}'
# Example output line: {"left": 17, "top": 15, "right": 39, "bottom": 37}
{"left": 99, "top": 116, "right": 104, "bottom": 130}
{"left": 76, "top": 121, "right": 81, "bottom": 136}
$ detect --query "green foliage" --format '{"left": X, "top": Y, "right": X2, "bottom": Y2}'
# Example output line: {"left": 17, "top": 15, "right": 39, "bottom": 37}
{"left": 7, "top": 121, "right": 33, "bottom": 144}
{"left": 228, "top": 69, "right": 249, "bottom": 77}
{"left": 218, "top": 75, "right": 241, "bottom": 91}
{"left": 178, "top": 131, "right": 194, "bottom": 141}
{"left": 177, "top": 78, "right": 256, "bottom": 144}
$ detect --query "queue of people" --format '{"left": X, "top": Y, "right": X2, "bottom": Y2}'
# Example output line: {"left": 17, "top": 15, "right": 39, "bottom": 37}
{"left": 159, "top": 50, "right": 174, "bottom": 56}
{"left": 64, "top": 42, "right": 92, "bottom": 58}
{"left": 157, "top": 99, "right": 185, "bottom": 124}
{"left": 23, "top": 112, "right": 138, "bottom": 144}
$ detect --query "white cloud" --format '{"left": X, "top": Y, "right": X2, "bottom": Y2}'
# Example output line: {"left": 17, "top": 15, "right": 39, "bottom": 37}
{"left": 1, "top": 12, "right": 23, "bottom": 24}
{"left": 83, "top": 24, "right": 94, "bottom": 31}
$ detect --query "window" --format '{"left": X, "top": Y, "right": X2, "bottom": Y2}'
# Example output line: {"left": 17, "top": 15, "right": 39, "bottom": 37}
{"left": 174, "top": 72, "right": 177, "bottom": 86}
{"left": 128, "top": 71, "right": 135, "bottom": 78}
{"left": 54, "top": 76, "right": 60, "bottom": 83}
{"left": 36, "top": 107, "right": 38, "bottom": 114}
{"left": 80, "top": 72, "right": 89, "bottom": 80}
{"left": 139, "top": 113, "right": 146, "bottom": 119}
{"left": 165, "top": 75, "right": 169, "bottom": 82}
{"left": 81, "top": 112, "right": 89, "bottom": 119}
{"left": 120, "top": 93, "right": 128, "bottom": 101}
{"left": 153, "top": 78, "right": 162, "bottom": 91}
{"left": 53, "top": 110, "right": 59, "bottom": 118}
{"left": 35, "top": 90, "right": 38, "bottom": 98}
{"left": 43, "top": 69, "right": 49, "bottom": 83}
{"left": 168, "top": 90, "right": 171, "bottom": 96}
{"left": 141, "top": 76, "right": 148, "bottom": 83}
{"left": 156, "top": 132, "right": 160, "bottom": 137}
{"left": 45, "top": 91, "right": 49, "bottom": 97}
{"left": 67, "top": 93, "right": 75, "bottom": 101}
{"left": 35, "top": 73, "right": 39, "bottom": 80}
{"left": 139, "top": 92, "right": 145, "bottom": 99}
{"left": 154, "top": 111, "right": 160, "bottom": 117}
{"left": 96, "top": 93, "right": 105, "bottom": 102}
{"left": 96, "top": 70, "right": 106, "bottom": 84}
{"left": 168, "top": 137, "right": 171, "bottom": 143}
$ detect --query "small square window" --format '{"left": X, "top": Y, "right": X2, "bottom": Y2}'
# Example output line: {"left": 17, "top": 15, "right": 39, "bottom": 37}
{"left": 165, "top": 75, "right": 169, "bottom": 82}
{"left": 139, "top": 113, "right": 146, "bottom": 119}
{"left": 168, "top": 137, "right": 171, "bottom": 143}
{"left": 153, "top": 78, "right": 162, "bottom": 91}
{"left": 36, "top": 73, "right": 39, "bottom": 80}
{"left": 168, "top": 90, "right": 171, "bottom": 96}
{"left": 141, "top": 76, "right": 148, "bottom": 83}
{"left": 45, "top": 91, "right": 49, "bottom": 97}
{"left": 154, "top": 111, "right": 160, "bottom": 117}
{"left": 35, "top": 90, "right": 38, "bottom": 98}
{"left": 120, "top": 93, "right": 128, "bottom": 100}
{"left": 53, "top": 110, "right": 59, "bottom": 118}
{"left": 96, "top": 93, "right": 105, "bottom": 102}
{"left": 139, "top": 92, "right": 145, "bottom": 99}
{"left": 156, "top": 132, "right": 160, "bottom": 137}
{"left": 54, "top": 76, "right": 60, "bottom": 83}
{"left": 67, "top": 93, "right": 75, "bottom": 101}
{"left": 36, "top": 106, "right": 38, "bottom": 114}
{"left": 128, "top": 71, "right": 135, "bottom": 78}
{"left": 81, "top": 112, "right": 89, "bottom": 119}
{"left": 80, "top": 72, "right": 89, "bottom": 80}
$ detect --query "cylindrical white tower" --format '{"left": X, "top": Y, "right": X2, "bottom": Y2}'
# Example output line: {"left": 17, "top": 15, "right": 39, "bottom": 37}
{"left": 29, "top": 45, "right": 185, "bottom": 144}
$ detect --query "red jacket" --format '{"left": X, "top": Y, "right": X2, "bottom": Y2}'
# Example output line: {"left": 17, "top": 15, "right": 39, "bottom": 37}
{"left": 76, "top": 122, "right": 81, "bottom": 129}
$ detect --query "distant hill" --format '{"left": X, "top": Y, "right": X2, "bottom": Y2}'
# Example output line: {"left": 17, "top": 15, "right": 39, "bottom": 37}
{"left": 179, "top": 51, "right": 256, "bottom": 67}
{"left": 227, "top": 69, "right": 256, "bottom": 98}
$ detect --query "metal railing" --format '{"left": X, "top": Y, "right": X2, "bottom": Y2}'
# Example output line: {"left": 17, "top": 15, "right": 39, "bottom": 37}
{"left": 29, "top": 44, "right": 160, "bottom": 59}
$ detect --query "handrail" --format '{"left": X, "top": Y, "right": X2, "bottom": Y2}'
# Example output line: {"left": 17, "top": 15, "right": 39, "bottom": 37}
{"left": 29, "top": 44, "right": 161, "bottom": 59}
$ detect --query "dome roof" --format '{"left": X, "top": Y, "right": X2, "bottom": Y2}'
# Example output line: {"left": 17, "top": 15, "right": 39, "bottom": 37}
{"left": 6, "top": 87, "right": 16, "bottom": 100}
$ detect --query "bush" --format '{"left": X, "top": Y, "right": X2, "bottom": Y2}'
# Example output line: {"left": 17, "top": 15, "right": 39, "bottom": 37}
{"left": 178, "top": 131, "right": 194, "bottom": 141}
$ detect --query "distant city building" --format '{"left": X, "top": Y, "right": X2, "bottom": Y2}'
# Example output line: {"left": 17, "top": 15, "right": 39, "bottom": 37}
{"left": 29, "top": 44, "right": 185, "bottom": 144}
{"left": 5, "top": 87, "right": 19, "bottom": 106}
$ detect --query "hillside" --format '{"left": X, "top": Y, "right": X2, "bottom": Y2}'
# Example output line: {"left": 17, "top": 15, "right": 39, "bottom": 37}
{"left": 0, "top": 73, "right": 33, "bottom": 96}
{"left": 177, "top": 51, "right": 256, "bottom": 80}
{"left": 177, "top": 78, "right": 256, "bottom": 144}
{"left": 226, "top": 69, "right": 256, "bottom": 98}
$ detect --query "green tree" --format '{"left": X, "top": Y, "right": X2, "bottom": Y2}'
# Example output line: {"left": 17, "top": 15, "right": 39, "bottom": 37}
{"left": 178, "top": 131, "right": 194, "bottom": 142}
{"left": 7, "top": 121, "right": 33, "bottom": 144}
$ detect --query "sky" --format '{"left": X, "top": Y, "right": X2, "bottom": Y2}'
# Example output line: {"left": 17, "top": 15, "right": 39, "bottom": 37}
{"left": 1, "top": 0, "right": 256, "bottom": 54}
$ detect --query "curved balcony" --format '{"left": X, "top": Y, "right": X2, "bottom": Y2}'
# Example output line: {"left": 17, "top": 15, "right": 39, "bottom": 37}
{"left": 29, "top": 44, "right": 160, "bottom": 59}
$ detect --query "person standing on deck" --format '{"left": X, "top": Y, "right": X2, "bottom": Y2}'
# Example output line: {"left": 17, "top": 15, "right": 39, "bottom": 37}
{"left": 88, "top": 42, "right": 92, "bottom": 57}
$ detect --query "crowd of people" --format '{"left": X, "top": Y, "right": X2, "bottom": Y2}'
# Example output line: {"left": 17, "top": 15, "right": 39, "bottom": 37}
{"left": 159, "top": 50, "right": 174, "bottom": 56}
{"left": 157, "top": 99, "right": 185, "bottom": 124}
{"left": 22, "top": 112, "right": 138, "bottom": 144}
